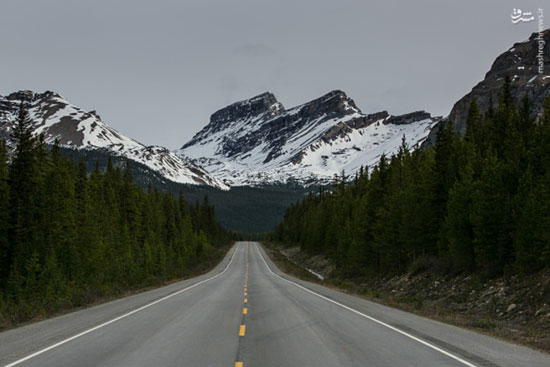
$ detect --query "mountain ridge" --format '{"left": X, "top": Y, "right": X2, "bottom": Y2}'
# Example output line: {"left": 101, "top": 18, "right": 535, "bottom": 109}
{"left": 422, "top": 29, "right": 550, "bottom": 148}
{"left": 180, "top": 90, "right": 440, "bottom": 186}
{"left": 450, "top": 29, "right": 550, "bottom": 133}
{"left": 0, "top": 90, "right": 228, "bottom": 190}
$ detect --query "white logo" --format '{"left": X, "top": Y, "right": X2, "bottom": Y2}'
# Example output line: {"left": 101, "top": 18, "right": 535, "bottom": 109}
{"left": 511, "top": 8, "right": 535, "bottom": 23}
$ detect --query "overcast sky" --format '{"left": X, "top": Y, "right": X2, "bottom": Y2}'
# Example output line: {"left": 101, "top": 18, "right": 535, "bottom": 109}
{"left": 1, "top": 0, "right": 547, "bottom": 149}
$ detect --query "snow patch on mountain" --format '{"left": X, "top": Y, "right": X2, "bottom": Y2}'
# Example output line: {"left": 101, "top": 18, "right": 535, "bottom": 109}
{"left": 181, "top": 91, "right": 439, "bottom": 186}
{"left": 300, "top": 117, "right": 435, "bottom": 175}
{"left": 0, "top": 91, "right": 228, "bottom": 190}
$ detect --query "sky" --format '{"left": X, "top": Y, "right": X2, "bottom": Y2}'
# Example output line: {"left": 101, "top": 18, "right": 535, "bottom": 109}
{"left": 1, "top": 0, "right": 547, "bottom": 149}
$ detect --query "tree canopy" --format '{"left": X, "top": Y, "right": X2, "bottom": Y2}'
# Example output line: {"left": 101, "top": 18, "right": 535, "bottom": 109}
{"left": 272, "top": 82, "right": 550, "bottom": 278}
{"left": 0, "top": 105, "right": 231, "bottom": 324}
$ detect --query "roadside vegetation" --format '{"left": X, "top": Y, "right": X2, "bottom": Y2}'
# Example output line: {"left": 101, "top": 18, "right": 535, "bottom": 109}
{"left": 270, "top": 79, "right": 550, "bottom": 351}
{"left": 0, "top": 105, "right": 232, "bottom": 328}
{"left": 272, "top": 78, "right": 550, "bottom": 278}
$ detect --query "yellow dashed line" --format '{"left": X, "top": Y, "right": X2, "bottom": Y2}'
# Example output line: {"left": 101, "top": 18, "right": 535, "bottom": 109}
{"left": 236, "top": 244, "right": 248, "bottom": 366}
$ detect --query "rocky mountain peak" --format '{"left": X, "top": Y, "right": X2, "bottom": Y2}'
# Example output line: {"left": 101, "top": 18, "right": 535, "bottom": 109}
{"left": 385, "top": 111, "right": 432, "bottom": 125}
{"left": 449, "top": 29, "right": 550, "bottom": 133}
{"left": 486, "top": 30, "right": 549, "bottom": 80}
{"left": 6, "top": 90, "right": 62, "bottom": 104}
{"left": 7, "top": 90, "right": 39, "bottom": 103}
{"left": 209, "top": 91, "right": 284, "bottom": 126}
{"left": 181, "top": 89, "right": 438, "bottom": 185}
{"left": 292, "top": 90, "right": 361, "bottom": 119}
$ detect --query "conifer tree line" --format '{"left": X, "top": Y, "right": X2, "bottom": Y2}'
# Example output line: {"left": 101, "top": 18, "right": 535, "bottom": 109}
{"left": 272, "top": 78, "right": 550, "bottom": 278}
{"left": 0, "top": 104, "right": 231, "bottom": 324}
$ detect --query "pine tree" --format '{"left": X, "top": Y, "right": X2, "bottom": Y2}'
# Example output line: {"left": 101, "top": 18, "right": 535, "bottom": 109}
{"left": 465, "top": 99, "right": 482, "bottom": 145}
{"left": 499, "top": 75, "right": 513, "bottom": 108}
{"left": 432, "top": 120, "right": 455, "bottom": 250}
{"left": 8, "top": 103, "right": 40, "bottom": 282}
{"left": 517, "top": 94, "right": 535, "bottom": 143}
{"left": 442, "top": 160, "right": 476, "bottom": 272}
{"left": 271, "top": 83, "right": 549, "bottom": 278}
{"left": 0, "top": 131, "right": 230, "bottom": 322}
{"left": 470, "top": 150, "right": 512, "bottom": 276}
{"left": 0, "top": 140, "right": 10, "bottom": 287}
{"left": 486, "top": 96, "right": 495, "bottom": 119}
{"left": 513, "top": 167, "right": 548, "bottom": 272}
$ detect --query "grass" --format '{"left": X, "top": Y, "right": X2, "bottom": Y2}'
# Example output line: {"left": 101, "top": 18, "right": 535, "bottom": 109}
{"left": 473, "top": 317, "right": 497, "bottom": 330}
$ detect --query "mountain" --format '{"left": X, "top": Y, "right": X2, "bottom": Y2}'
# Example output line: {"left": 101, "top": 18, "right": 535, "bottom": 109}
{"left": 180, "top": 90, "right": 440, "bottom": 186}
{"left": 450, "top": 29, "right": 550, "bottom": 134}
{"left": 0, "top": 90, "right": 228, "bottom": 190}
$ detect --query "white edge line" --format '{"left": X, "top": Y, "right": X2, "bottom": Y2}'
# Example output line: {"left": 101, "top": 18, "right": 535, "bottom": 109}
{"left": 4, "top": 243, "right": 241, "bottom": 367}
{"left": 254, "top": 243, "right": 479, "bottom": 367}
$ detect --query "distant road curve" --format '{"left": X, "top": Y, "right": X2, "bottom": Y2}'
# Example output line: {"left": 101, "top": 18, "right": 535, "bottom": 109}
{"left": 1, "top": 242, "right": 549, "bottom": 367}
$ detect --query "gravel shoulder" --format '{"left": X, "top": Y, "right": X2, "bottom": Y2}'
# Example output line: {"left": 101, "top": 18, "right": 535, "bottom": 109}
{"left": 263, "top": 242, "right": 550, "bottom": 354}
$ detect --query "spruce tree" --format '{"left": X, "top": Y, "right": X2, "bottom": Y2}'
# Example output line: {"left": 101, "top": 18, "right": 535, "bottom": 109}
{"left": 0, "top": 140, "right": 10, "bottom": 287}
{"left": 442, "top": 160, "right": 476, "bottom": 272}
{"left": 499, "top": 75, "right": 513, "bottom": 108}
{"left": 465, "top": 99, "right": 482, "bottom": 145}
{"left": 8, "top": 103, "right": 39, "bottom": 281}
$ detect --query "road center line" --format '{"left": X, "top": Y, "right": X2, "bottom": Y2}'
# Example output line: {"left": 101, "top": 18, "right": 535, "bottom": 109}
{"left": 234, "top": 242, "right": 249, "bottom": 367}
{"left": 254, "top": 243, "right": 479, "bottom": 367}
{"left": 3, "top": 244, "right": 242, "bottom": 367}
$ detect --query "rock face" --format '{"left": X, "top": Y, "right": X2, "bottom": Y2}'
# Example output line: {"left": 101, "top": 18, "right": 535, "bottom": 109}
{"left": 449, "top": 29, "right": 550, "bottom": 134}
{"left": 181, "top": 90, "right": 440, "bottom": 186}
{"left": 0, "top": 91, "right": 228, "bottom": 189}
{"left": 208, "top": 92, "right": 283, "bottom": 134}
{"left": 386, "top": 111, "right": 432, "bottom": 125}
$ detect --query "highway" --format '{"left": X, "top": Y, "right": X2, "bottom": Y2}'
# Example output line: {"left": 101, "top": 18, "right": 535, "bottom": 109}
{"left": 1, "top": 242, "right": 549, "bottom": 367}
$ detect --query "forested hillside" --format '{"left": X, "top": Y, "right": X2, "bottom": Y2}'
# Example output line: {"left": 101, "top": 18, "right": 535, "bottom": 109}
{"left": 0, "top": 105, "right": 231, "bottom": 326}
{"left": 56, "top": 149, "right": 310, "bottom": 233}
{"left": 272, "top": 78, "right": 550, "bottom": 278}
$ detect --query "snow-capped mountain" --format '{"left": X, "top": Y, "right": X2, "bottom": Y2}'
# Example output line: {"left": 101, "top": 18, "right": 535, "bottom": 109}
{"left": 0, "top": 90, "right": 228, "bottom": 190}
{"left": 180, "top": 90, "right": 440, "bottom": 186}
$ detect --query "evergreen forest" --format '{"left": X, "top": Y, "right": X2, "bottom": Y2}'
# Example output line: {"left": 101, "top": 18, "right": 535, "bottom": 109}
{"left": 272, "top": 78, "right": 550, "bottom": 278}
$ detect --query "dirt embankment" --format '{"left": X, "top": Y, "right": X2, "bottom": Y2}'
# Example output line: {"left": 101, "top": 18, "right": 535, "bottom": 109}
{"left": 264, "top": 243, "right": 550, "bottom": 353}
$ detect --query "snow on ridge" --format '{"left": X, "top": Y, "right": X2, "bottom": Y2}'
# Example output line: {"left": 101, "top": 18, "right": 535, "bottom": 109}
{"left": 301, "top": 117, "right": 436, "bottom": 175}
{"left": 0, "top": 91, "right": 228, "bottom": 190}
{"left": 206, "top": 117, "right": 436, "bottom": 186}
{"left": 181, "top": 88, "right": 439, "bottom": 187}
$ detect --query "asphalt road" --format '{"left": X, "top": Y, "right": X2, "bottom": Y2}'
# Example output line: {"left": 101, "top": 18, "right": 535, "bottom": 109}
{"left": 1, "top": 242, "right": 549, "bottom": 367}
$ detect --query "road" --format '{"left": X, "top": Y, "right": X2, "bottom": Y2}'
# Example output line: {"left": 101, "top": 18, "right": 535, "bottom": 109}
{"left": 1, "top": 242, "right": 549, "bottom": 367}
